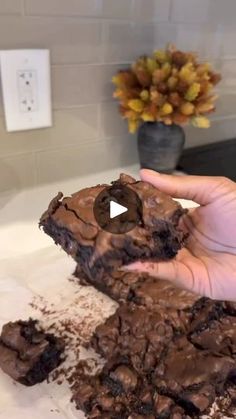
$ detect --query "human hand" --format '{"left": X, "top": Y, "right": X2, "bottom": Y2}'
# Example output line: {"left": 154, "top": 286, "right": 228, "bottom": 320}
{"left": 125, "top": 169, "right": 236, "bottom": 301}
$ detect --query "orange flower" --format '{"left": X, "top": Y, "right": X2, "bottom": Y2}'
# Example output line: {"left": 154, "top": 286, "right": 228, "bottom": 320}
{"left": 133, "top": 67, "right": 151, "bottom": 87}
{"left": 168, "top": 92, "right": 182, "bottom": 107}
{"left": 180, "top": 102, "right": 195, "bottom": 116}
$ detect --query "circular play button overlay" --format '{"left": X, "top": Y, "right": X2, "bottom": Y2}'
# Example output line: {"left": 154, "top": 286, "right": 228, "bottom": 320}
{"left": 93, "top": 183, "right": 143, "bottom": 234}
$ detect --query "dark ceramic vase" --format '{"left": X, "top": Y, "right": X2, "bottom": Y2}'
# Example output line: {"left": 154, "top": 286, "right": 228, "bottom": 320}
{"left": 137, "top": 122, "right": 185, "bottom": 173}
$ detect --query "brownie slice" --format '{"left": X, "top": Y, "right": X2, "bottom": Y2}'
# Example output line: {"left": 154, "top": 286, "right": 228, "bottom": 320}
{"left": 152, "top": 337, "right": 236, "bottom": 416}
{"left": 40, "top": 174, "right": 186, "bottom": 281}
{"left": 72, "top": 357, "right": 189, "bottom": 418}
{"left": 74, "top": 264, "right": 199, "bottom": 310}
{"left": 0, "top": 319, "right": 64, "bottom": 386}
{"left": 91, "top": 303, "right": 189, "bottom": 374}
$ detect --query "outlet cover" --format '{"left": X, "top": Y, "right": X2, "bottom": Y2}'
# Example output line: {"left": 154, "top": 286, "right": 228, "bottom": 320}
{"left": 0, "top": 49, "right": 52, "bottom": 132}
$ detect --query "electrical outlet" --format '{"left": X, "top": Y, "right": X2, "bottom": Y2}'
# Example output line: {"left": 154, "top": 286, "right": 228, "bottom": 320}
{"left": 0, "top": 49, "right": 52, "bottom": 132}
{"left": 18, "top": 69, "right": 38, "bottom": 113}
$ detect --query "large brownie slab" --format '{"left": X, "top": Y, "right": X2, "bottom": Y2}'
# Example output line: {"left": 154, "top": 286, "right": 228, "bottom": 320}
{"left": 152, "top": 337, "right": 236, "bottom": 416}
{"left": 40, "top": 174, "right": 185, "bottom": 281}
{"left": 127, "top": 276, "right": 198, "bottom": 310}
{"left": 72, "top": 356, "right": 190, "bottom": 419}
{"left": 0, "top": 319, "right": 64, "bottom": 386}
{"left": 88, "top": 297, "right": 236, "bottom": 417}
{"left": 91, "top": 303, "right": 184, "bottom": 374}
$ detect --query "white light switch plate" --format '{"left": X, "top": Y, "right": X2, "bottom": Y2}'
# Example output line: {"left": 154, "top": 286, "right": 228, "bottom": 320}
{"left": 0, "top": 49, "right": 52, "bottom": 132}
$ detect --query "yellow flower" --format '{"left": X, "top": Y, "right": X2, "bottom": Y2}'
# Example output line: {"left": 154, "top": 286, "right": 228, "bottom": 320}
{"left": 192, "top": 116, "right": 210, "bottom": 128}
{"left": 154, "top": 50, "right": 169, "bottom": 63}
{"left": 185, "top": 83, "right": 201, "bottom": 101}
{"left": 128, "top": 99, "right": 145, "bottom": 113}
{"left": 128, "top": 119, "right": 139, "bottom": 133}
{"left": 140, "top": 90, "right": 150, "bottom": 101}
{"left": 141, "top": 112, "right": 155, "bottom": 122}
{"left": 161, "top": 103, "right": 173, "bottom": 115}
{"left": 146, "top": 58, "right": 159, "bottom": 74}
{"left": 180, "top": 102, "right": 195, "bottom": 116}
{"left": 167, "top": 76, "right": 178, "bottom": 90}
{"left": 162, "top": 62, "right": 171, "bottom": 78}
{"left": 179, "top": 64, "right": 197, "bottom": 84}
{"left": 179, "top": 68, "right": 189, "bottom": 81}
{"left": 112, "top": 75, "right": 122, "bottom": 86}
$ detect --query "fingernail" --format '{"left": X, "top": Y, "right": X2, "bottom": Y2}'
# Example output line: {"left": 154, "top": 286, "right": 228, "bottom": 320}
{"left": 120, "top": 265, "right": 135, "bottom": 272}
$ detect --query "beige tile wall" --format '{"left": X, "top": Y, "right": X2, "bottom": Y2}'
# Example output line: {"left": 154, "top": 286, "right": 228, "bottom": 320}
{"left": 0, "top": 0, "right": 236, "bottom": 191}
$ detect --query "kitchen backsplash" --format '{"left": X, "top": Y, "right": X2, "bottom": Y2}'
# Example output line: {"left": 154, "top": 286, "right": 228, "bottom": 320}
{"left": 1, "top": 0, "right": 236, "bottom": 191}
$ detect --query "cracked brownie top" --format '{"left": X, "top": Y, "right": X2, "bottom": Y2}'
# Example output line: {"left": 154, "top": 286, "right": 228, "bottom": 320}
{"left": 40, "top": 173, "right": 186, "bottom": 280}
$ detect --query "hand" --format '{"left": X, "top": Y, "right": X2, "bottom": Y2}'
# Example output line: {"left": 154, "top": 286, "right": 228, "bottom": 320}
{"left": 125, "top": 169, "right": 236, "bottom": 301}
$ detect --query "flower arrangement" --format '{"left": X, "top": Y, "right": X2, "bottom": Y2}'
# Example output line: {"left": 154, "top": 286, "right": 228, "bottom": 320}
{"left": 112, "top": 45, "right": 221, "bottom": 134}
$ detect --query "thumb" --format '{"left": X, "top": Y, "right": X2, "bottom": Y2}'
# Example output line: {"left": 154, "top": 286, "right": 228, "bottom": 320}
{"left": 140, "top": 169, "right": 228, "bottom": 206}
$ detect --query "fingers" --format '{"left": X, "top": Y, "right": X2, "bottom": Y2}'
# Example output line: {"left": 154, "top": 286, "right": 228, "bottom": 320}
{"left": 140, "top": 169, "right": 231, "bottom": 206}
{"left": 125, "top": 260, "right": 195, "bottom": 292}
{"left": 124, "top": 252, "right": 213, "bottom": 298}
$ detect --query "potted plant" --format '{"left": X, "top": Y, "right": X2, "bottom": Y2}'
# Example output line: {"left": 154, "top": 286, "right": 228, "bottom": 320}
{"left": 112, "top": 45, "right": 221, "bottom": 173}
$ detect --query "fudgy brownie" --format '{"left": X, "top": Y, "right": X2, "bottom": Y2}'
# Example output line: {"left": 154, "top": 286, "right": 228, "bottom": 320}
{"left": 0, "top": 319, "right": 64, "bottom": 386}
{"left": 74, "top": 264, "right": 198, "bottom": 310}
{"left": 152, "top": 336, "right": 236, "bottom": 416}
{"left": 188, "top": 297, "right": 236, "bottom": 357}
{"left": 72, "top": 356, "right": 190, "bottom": 418}
{"left": 71, "top": 277, "right": 236, "bottom": 417}
{"left": 189, "top": 315, "right": 236, "bottom": 357}
{"left": 40, "top": 174, "right": 186, "bottom": 281}
{"left": 91, "top": 303, "right": 189, "bottom": 374}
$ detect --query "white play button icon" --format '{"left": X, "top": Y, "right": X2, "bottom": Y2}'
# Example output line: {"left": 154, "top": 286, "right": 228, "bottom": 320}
{"left": 110, "top": 200, "right": 128, "bottom": 219}
{"left": 94, "top": 184, "right": 142, "bottom": 234}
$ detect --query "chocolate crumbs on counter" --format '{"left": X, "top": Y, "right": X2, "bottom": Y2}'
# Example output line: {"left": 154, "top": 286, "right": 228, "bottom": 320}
{"left": 29, "top": 284, "right": 117, "bottom": 386}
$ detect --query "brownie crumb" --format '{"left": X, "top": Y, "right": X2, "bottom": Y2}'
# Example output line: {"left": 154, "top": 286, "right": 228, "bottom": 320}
{"left": 0, "top": 319, "right": 65, "bottom": 386}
